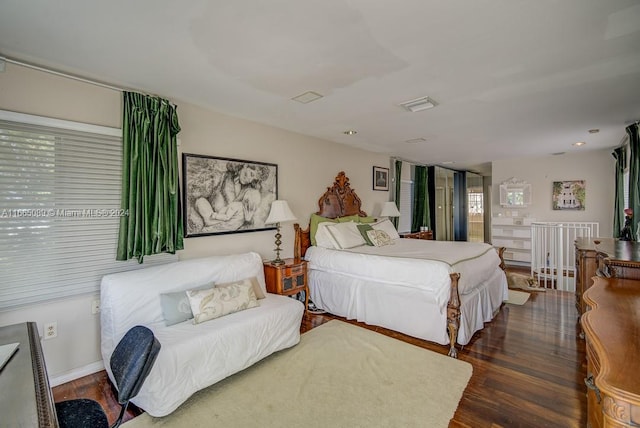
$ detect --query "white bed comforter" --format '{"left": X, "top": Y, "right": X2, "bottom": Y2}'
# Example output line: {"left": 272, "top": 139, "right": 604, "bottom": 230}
{"left": 305, "top": 239, "right": 501, "bottom": 310}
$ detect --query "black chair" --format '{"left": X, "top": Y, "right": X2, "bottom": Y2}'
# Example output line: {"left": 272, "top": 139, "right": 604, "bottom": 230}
{"left": 55, "top": 325, "right": 161, "bottom": 428}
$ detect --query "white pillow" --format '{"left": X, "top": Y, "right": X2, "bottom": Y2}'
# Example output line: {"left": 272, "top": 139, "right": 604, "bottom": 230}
{"left": 326, "top": 221, "right": 366, "bottom": 249}
{"left": 372, "top": 219, "right": 400, "bottom": 240}
{"left": 315, "top": 221, "right": 340, "bottom": 249}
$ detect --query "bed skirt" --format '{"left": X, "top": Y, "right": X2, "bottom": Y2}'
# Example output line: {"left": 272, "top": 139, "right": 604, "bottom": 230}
{"left": 308, "top": 267, "right": 508, "bottom": 345}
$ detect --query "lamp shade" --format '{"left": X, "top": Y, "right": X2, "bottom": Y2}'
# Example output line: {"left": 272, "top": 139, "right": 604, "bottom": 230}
{"left": 380, "top": 201, "right": 401, "bottom": 217}
{"left": 265, "top": 200, "right": 297, "bottom": 224}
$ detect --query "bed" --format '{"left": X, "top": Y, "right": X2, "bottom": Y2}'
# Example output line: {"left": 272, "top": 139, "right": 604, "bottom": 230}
{"left": 294, "top": 171, "right": 508, "bottom": 357}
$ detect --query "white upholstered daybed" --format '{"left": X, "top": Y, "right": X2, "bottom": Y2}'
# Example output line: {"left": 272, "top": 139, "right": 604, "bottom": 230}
{"left": 100, "top": 252, "right": 304, "bottom": 417}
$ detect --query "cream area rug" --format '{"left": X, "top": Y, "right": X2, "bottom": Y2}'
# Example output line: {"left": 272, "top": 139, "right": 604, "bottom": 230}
{"left": 123, "top": 320, "right": 473, "bottom": 428}
{"left": 505, "top": 289, "right": 531, "bottom": 305}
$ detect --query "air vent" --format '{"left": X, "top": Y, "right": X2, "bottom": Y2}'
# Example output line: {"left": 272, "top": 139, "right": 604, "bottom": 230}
{"left": 405, "top": 137, "right": 427, "bottom": 144}
{"left": 399, "top": 96, "right": 437, "bottom": 112}
{"left": 291, "top": 91, "right": 324, "bottom": 104}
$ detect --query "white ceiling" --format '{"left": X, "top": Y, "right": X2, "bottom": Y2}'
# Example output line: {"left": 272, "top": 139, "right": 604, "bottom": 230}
{"left": 1, "top": 0, "right": 640, "bottom": 175}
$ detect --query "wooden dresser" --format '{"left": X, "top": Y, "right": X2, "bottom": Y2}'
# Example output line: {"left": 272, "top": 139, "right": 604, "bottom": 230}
{"left": 575, "top": 238, "right": 640, "bottom": 315}
{"left": 400, "top": 230, "right": 433, "bottom": 240}
{"left": 0, "top": 322, "right": 58, "bottom": 427}
{"left": 581, "top": 276, "right": 640, "bottom": 427}
{"left": 575, "top": 237, "right": 601, "bottom": 315}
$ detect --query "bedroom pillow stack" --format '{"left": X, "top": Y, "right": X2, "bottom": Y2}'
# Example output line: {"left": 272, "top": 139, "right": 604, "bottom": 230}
{"left": 310, "top": 213, "right": 376, "bottom": 248}
{"left": 309, "top": 214, "right": 375, "bottom": 248}
{"left": 313, "top": 218, "right": 401, "bottom": 249}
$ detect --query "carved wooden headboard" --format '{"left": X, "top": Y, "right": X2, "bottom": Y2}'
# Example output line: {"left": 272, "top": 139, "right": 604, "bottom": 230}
{"left": 294, "top": 171, "right": 367, "bottom": 259}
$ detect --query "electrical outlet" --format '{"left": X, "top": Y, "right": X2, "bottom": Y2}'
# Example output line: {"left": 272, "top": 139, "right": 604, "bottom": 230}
{"left": 44, "top": 322, "right": 57, "bottom": 340}
{"left": 91, "top": 299, "right": 101, "bottom": 314}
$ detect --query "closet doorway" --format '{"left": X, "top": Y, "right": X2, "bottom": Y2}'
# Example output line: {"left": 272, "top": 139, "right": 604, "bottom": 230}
{"left": 467, "top": 172, "right": 485, "bottom": 242}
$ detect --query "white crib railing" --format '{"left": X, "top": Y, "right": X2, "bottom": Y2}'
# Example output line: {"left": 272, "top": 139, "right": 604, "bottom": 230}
{"left": 530, "top": 222, "right": 599, "bottom": 291}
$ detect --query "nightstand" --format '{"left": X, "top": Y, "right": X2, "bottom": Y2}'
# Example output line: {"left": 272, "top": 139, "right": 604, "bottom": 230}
{"left": 400, "top": 230, "right": 433, "bottom": 240}
{"left": 263, "top": 258, "right": 309, "bottom": 311}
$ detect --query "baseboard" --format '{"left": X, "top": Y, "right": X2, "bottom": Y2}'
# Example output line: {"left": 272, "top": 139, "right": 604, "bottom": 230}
{"left": 49, "top": 360, "right": 105, "bottom": 387}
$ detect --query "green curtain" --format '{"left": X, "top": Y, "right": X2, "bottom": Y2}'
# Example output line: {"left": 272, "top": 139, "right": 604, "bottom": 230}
{"left": 612, "top": 146, "right": 626, "bottom": 237}
{"left": 117, "top": 91, "right": 183, "bottom": 262}
{"left": 392, "top": 160, "right": 402, "bottom": 228}
{"left": 411, "top": 165, "right": 430, "bottom": 233}
{"left": 628, "top": 123, "right": 640, "bottom": 240}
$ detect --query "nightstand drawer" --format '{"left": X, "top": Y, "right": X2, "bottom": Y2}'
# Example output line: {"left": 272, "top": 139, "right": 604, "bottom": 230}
{"left": 281, "top": 266, "right": 306, "bottom": 291}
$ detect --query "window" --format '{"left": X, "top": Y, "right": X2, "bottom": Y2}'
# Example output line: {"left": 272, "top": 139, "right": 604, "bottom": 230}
{"left": 467, "top": 192, "right": 484, "bottom": 242}
{"left": 0, "top": 111, "right": 176, "bottom": 309}
{"left": 398, "top": 179, "right": 413, "bottom": 233}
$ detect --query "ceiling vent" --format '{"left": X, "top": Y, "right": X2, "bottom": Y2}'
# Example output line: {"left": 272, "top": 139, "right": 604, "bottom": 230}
{"left": 291, "top": 91, "right": 324, "bottom": 104}
{"left": 405, "top": 137, "right": 427, "bottom": 144}
{"left": 399, "top": 96, "right": 437, "bottom": 112}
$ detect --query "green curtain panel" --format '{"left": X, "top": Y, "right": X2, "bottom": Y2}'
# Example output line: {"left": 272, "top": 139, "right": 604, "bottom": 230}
{"left": 411, "top": 165, "right": 431, "bottom": 233}
{"left": 612, "top": 146, "right": 626, "bottom": 237}
{"left": 117, "top": 92, "right": 183, "bottom": 262}
{"left": 628, "top": 123, "right": 640, "bottom": 240}
{"left": 393, "top": 160, "right": 402, "bottom": 228}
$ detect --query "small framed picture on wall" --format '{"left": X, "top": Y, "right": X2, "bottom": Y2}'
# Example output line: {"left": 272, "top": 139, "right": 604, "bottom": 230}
{"left": 373, "top": 166, "right": 389, "bottom": 191}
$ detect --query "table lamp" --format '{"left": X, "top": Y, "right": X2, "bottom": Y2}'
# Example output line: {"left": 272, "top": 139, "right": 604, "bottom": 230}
{"left": 380, "top": 201, "right": 401, "bottom": 218}
{"left": 265, "top": 200, "right": 297, "bottom": 265}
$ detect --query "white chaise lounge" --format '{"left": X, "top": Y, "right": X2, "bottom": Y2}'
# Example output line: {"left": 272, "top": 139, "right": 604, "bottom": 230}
{"left": 100, "top": 252, "right": 304, "bottom": 417}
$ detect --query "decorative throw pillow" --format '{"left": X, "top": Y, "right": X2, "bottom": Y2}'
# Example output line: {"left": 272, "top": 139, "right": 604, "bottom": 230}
{"left": 366, "top": 229, "right": 394, "bottom": 247}
{"left": 357, "top": 223, "right": 375, "bottom": 245}
{"left": 160, "top": 282, "right": 214, "bottom": 326}
{"left": 372, "top": 218, "right": 400, "bottom": 240}
{"left": 186, "top": 282, "right": 259, "bottom": 325}
{"left": 216, "top": 276, "right": 266, "bottom": 300}
{"left": 310, "top": 213, "right": 338, "bottom": 246}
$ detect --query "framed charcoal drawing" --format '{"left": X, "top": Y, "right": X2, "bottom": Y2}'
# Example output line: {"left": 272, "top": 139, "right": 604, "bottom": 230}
{"left": 183, "top": 153, "right": 278, "bottom": 237}
{"left": 373, "top": 166, "right": 389, "bottom": 191}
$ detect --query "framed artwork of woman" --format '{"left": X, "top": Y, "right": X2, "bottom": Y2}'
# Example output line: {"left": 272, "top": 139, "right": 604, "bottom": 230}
{"left": 182, "top": 153, "right": 277, "bottom": 237}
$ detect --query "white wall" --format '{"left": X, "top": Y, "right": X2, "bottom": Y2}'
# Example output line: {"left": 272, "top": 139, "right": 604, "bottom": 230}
{"left": 0, "top": 63, "right": 390, "bottom": 382}
{"left": 492, "top": 150, "right": 616, "bottom": 238}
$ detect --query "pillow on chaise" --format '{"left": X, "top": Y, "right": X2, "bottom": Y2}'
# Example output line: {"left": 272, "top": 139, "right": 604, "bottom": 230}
{"left": 160, "top": 282, "right": 214, "bottom": 326}
{"left": 187, "top": 282, "right": 259, "bottom": 324}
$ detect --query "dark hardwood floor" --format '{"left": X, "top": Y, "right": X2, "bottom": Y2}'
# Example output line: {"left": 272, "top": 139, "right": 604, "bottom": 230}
{"left": 53, "top": 274, "right": 587, "bottom": 427}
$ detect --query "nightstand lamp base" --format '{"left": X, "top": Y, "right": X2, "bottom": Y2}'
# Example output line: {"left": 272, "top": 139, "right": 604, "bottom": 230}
{"left": 265, "top": 200, "right": 297, "bottom": 267}
{"left": 270, "top": 226, "right": 285, "bottom": 265}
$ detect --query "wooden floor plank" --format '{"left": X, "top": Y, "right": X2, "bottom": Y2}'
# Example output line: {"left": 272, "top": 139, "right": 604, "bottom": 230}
{"left": 53, "top": 279, "right": 587, "bottom": 427}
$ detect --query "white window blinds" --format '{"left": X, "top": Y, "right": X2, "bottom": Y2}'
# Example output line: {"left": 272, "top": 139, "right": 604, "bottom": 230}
{"left": 0, "top": 111, "right": 177, "bottom": 309}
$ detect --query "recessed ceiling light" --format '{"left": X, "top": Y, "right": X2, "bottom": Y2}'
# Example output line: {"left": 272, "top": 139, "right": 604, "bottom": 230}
{"left": 291, "top": 91, "right": 323, "bottom": 104}
{"left": 405, "top": 138, "right": 427, "bottom": 144}
{"left": 398, "top": 96, "right": 437, "bottom": 113}
{"left": 588, "top": 129, "right": 600, "bottom": 134}
{"left": 343, "top": 130, "right": 357, "bottom": 135}
{"left": 573, "top": 141, "right": 586, "bottom": 147}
